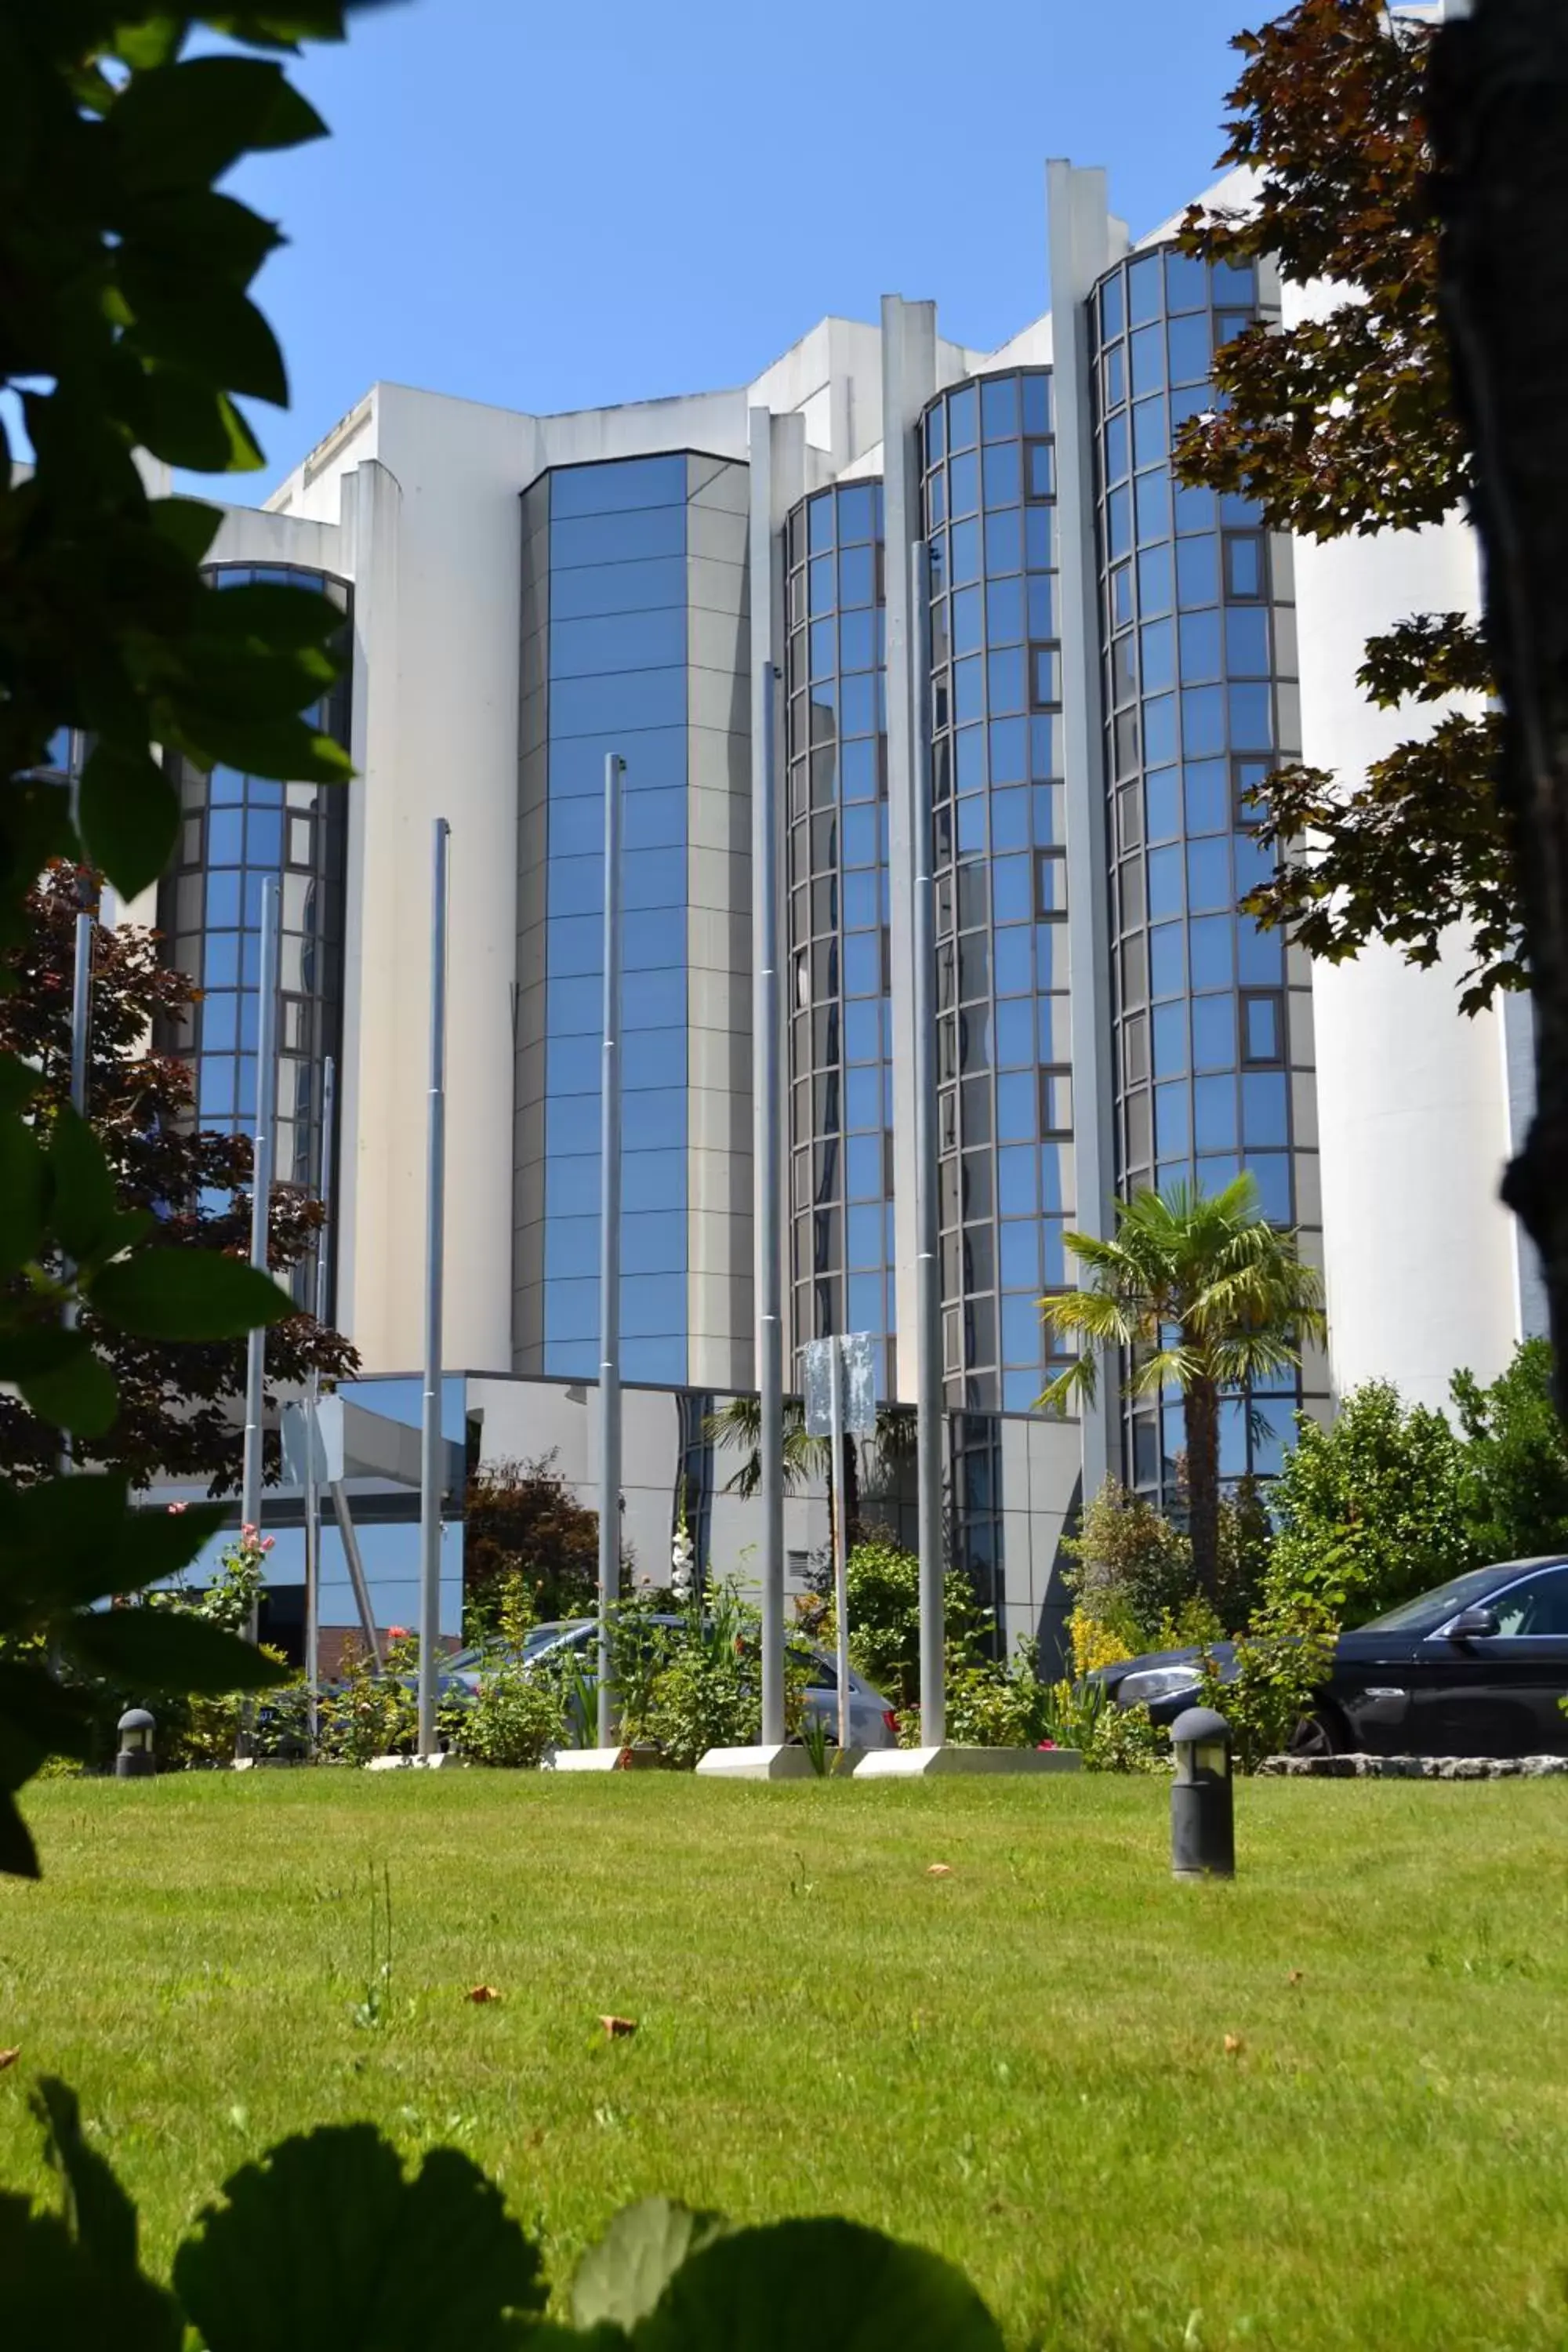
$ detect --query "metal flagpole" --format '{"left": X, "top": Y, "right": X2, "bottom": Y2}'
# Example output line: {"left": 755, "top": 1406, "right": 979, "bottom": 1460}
{"left": 911, "top": 543, "right": 946, "bottom": 1744}
{"left": 303, "top": 1054, "right": 335, "bottom": 1750}
{"left": 828, "top": 1336, "right": 851, "bottom": 1753}
{"left": 597, "top": 753, "right": 626, "bottom": 1751}
{"left": 241, "top": 874, "right": 282, "bottom": 1638}
{"left": 757, "top": 659, "right": 786, "bottom": 1747}
{"left": 418, "top": 821, "right": 450, "bottom": 1759}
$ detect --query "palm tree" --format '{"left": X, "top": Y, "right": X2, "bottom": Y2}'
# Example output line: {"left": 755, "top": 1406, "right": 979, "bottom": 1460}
{"left": 702, "top": 1396, "right": 915, "bottom": 1542}
{"left": 1038, "top": 1175, "right": 1326, "bottom": 1601}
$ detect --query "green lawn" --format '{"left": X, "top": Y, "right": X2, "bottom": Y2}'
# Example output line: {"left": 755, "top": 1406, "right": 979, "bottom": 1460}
{"left": 2, "top": 1772, "right": 1566, "bottom": 2348}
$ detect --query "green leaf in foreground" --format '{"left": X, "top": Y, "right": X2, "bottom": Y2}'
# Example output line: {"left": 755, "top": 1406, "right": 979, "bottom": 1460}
{"left": 63, "top": 1610, "right": 288, "bottom": 1698}
{"left": 92, "top": 1250, "right": 292, "bottom": 1340}
{"left": 636, "top": 2218, "right": 1007, "bottom": 2352}
{"left": 572, "top": 2198, "right": 729, "bottom": 2334}
{"left": 172, "top": 2124, "right": 546, "bottom": 2352}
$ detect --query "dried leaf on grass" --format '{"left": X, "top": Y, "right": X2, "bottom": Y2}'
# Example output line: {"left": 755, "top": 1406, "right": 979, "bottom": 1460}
{"left": 926, "top": 1864, "right": 953, "bottom": 1878}
{"left": 0, "top": 2047, "right": 18, "bottom": 2071}
{"left": 1223, "top": 2033, "right": 1244, "bottom": 2056}
{"left": 466, "top": 1986, "right": 502, "bottom": 2005}
{"left": 600, "top": 2015, "right": 638, "bottom": 2039}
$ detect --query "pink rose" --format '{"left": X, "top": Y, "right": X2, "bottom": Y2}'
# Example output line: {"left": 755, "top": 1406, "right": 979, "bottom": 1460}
{"left": 166, "top": 1501, "right": 188, "bottom": 1515}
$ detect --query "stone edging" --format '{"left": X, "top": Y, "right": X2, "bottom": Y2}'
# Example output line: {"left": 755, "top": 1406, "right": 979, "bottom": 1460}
{"left": 1258, "top": 1753, "right": 1568, "bottom": 1779}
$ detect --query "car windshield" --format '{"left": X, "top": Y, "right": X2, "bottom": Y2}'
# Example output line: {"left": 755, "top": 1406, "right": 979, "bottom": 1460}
{"left": 1361, "top": 1564, "right": 1529, "bottom": 1634}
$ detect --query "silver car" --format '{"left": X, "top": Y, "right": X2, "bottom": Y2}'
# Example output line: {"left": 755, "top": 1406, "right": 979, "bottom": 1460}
{"left": 448, "top": 1615, "right": 900, "bottom": 1749}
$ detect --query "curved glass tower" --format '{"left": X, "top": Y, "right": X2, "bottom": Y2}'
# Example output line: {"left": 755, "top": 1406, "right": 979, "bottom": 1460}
{"left": 159, "top": 561, "right": 351, "bottom": 1307}
{"left": 1087, "top": 240, "right": 1322, "bottom": 1491}
{"left": 782, "top": 477, "right": 894, "bottom": 1399}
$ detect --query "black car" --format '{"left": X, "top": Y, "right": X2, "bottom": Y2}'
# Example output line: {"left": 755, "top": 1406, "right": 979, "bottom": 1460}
{"left": 1098, "top": 1555, "right": 1568, "bottom": 1759}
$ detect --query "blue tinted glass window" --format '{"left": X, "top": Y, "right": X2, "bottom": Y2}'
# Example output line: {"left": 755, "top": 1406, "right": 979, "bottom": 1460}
{"left": 1176, "top": 536, "right": 1219, "bottom": 608}
{"left": 551, "top": 506, "right": 684, "bottom": 569}
{"left": 809, "top": 555, "right": 834, "bottom": 615}
{"left": 992, "top": 854, "right": 1032, "bottom": 924}
{"left": 1132, "top": 398, "right": 1167, "bottom": 470}
{"left": 549, "top": 855, "right": 601, "bottom": 917}
{"left": 550, "top": 608, "right": 684, "bottom": 679}
{"left": 206, "top": 871, "right": 241, "bottom": 927}
{"left": 982, "top": 375, "right": 1020, "bottom": 440}
{"left": 997, "top": 1145, "right": 1037, "bottom": 1215}
{"left": 550, "top": 727, "right": 685, "bottom": 796}
{"left": 846, "top": 1066, "right": 880, "bottom": 1129}
{"left": 548, "top": 975, "right": 601, "bottom": 1035}
{"left": 1106, "top": 486, "right": 1131, "bottom": 561}
{"left": 990, "top": 787, "right": 1029, "bottom": 850}
{"left": 1181, "top": 686, "right": 1225, "bottom": 758}
{"left": 1243, "top": 1073, "right": 1290, "bottom": 1149}
{"left": 1165, "top": 249, "right": 1207, "bottom": 311}
{"left": 623, "top": 786, "right": 686, "bottom": 852}
{"left": 840, "top": 608, "right": 876, "bottom": 673}
{"left": 949, "top": 450, "right": 979, "bottom": 517}
{"left": 954, "top": 655, "right": 984, "bottom": 724}
{"left": 1238, "top": 920, "right": 1283, "bottom": 985}
{"left": 841, "top": 739, "right": 877, "bottom": 800}
{"left": 953, "top": 585, "right": 983, "bottom": 655}
{"left": 1149, "top": 922, "right": 1185, "bottom": 998}
{"left": 1180, "top": 609, "right": 1222, "bottom": 683}
{"left": 1138, "top": 543, "right": 1173, "bottom": 616}
{"left": 1174, "top": 483, "right": 1214, "bottom": 537}
{"left": 550, "top": 1093, "right": 601, "bottom": 1156}
{"left": 1187, "top": 837, "right": 1231, "bottom": 913}
{"left": 1243, "top": 993, "right": 1282, "bottom": 1062}
{"left": 1022, "top": 375, "right": 1050, "bottom": 434}
{"left": 623, "top": 975, "right": 685, "bottom": 1033}
{"left": 621, "top": 1272, "right": 686, "bottom": 1338}
{"left": 1146, "top": 767, "right": 1179, "bottom": 842}
{"left": 956, "top": 725, "right": 985, "bottom": 795}
{"left": 1104, "top": 412, "right": 1130, "bottom": 485}
{"left": 808, "top": 494, "right": 834, "bottom": 554}
{"left": 544, "top": 1277, "right": 598, "bottom": 1343}
{"left": 624, "top": 844, "right": 686, "bottom": 911}
{"left": 988, "top": 647, "right": 1025, "bottom": 716}
{"left": 1142, "top": 693, "right": 1177, "bottom": 767}
{"left": 246, "top": 808, "right": 282, "bottom": 864}
{"left": 208, "top": 809, "right": 244, "bottom": 866}
{"left": 551, "top": 455, "right": 685, "bottom": 517}
{"left": 550, "top": 668, "right": 685, "bottom": 738}
{"left": 1135, "top": 472, "right": 1169, "bottom": 545}
{"left": 620, "top": 1210, "right": 684, "bottom": 1275}
{"left": 837, "top": 485, "right": 875, "bottom": 543}
{"left": 209, "top": 765, "right": 245, "bottom": 804}
{"left": 843, "top": 868, "right": 877, "bottom": 928}
{"left": 1127, "top": 254, "right": 1161, "bottom": 325}
{"left": 622, "top": 909, "right": 685, "bottom": 971}
{"left": 951, "top": 518, "right": 980, "bottom": 585}
{"left": 847, "top": 1135, "right": 883, "bottom": 1200}
{"left": 1167, "top": 313, "right": 1211, "bottom": 386}
{"left": 1101, "top": 273, "right": 1126, "bottom": 339}
{"left": 840, "top": 543, "right": 874, "bottom": 608}
{"left": 551, "top": 555, "right": 684, "bottom": 621}
{"left": 987, "top": 576, "right": 1024, "bottom": 646}
{"left": 1024, "top": 506, "right": 1053, "bottom": 568}
{"left": 842, "top": 806, "right": 877, "bottom": 867}
{"left": 1130, "top": 324, "right": 1164, "bottom": 397}
{"left": 1194, "top": 1076, "right": 1237, "bottom": 1152}
{"left": 840, "top": 674, "right": 877, "bottom": 736}
{"left": 1247, "top": 1152, "right": 1292, "bottom": 1224}
{"left": 844, "top": 934, "right": 880, "bottom": 996}
{"left": 546, "top": 1217, "right": 598, "bottom": 1279}
{"left": 546, "top": 1033, "right": 598, "bottom": 1094}
{"left": 995, "top": 997, "right": 1033, "bottom": 1065}
{"left": 1183, "top": 760, "right": 1228, "bottom": 835}
{"left": 993, "top": 927, "right": 1032, "bottom": 996}
{"left": 1148, "top": 845, "right": 1183, "bottom": 919}
{"left": 996, "top": 1070, "right": 1034, "bottom": 1142}
{"left": 550, "top": 796, "right": 604, "bottom": 858}
{"left": 1192, "top": 995, "right": 1236, "bottom": 1071}
{"left": 1229, "top": 682, "right": 1274, "bottom": 747}
{"left": 1001, "top": 1295, "right": 1040, "bottom": 1367}
{"left": 1155, "top": 1080, "right": 1190, "bottom": 1157}
{"left": 984, "top": 441, "right": 1022, "bottom": 507}
{"left": 1140, "top": 617, "right": 1174, "bottom": 692}
{"left": 986, "top": 510, "right": 1023, "bottom": 575}
{"left": 1000, "top": 1220, "right": 1040, "bottom": 1290}
{"left": 990, "top": 717, "right": 1028, "bottom": 783}
{"left": 1188, "top": 916, "right": 1234, "bottom": 991}
{"left": 1227, "top": 607, "right": 1270, "bottom": 676}
{"left": 948, "top": 383, "right": 978, "bottom": 451}
{"left": 1225, "top": 534, "right": 1264, "bottom": 597}
{"left": 545, "top": 1152, "right": 600, "bottom": 1215}
{"left": 1152, "top": 1002, "right": 1188, "bottom": 1076}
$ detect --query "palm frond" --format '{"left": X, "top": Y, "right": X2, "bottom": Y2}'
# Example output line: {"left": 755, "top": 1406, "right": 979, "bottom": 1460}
{"left": 1036, "top": 1355, "right": 1098, "bottom": 1415}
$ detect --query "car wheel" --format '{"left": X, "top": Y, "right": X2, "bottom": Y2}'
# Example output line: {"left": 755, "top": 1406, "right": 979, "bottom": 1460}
{"left": 1287, "top": 1709, "right": 1344, "bottom": 1761}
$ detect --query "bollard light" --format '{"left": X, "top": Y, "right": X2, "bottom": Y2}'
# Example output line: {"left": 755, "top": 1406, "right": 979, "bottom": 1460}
{"left": 1170, "top": 1704, "right": 1234, "bottom": 1881}
{"left": 115, "top": 1707, "right": 157, "bottom": 1780}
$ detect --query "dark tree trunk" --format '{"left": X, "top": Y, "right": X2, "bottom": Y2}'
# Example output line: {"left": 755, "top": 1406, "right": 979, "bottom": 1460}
{"left": 1183, "top": 1377, "right": 1221, "bottom": 1604}
{"left": 840, "top": 1433, "right": 862, "bottom": 1548}
{"left": 1431, "top": 2, "right": 1568, "bottom": 1413}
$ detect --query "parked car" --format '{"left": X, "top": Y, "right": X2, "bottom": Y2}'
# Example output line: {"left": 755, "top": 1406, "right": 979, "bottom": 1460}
{"left": 448, "top": 1615, "right": 901, "bottom": 1750}
{"left": 1094, "top": 1556, "right": 1568, "bottom": 1759}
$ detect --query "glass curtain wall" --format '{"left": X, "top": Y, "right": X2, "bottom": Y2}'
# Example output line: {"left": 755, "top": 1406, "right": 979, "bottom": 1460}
{"left": 782, "top": 479, "right": 894, "bottom": 1398}
{"left": 1090, "top": 243, "right": 1320, "bottom": 1492}
{"left": 159, "top": 563, "right": 350, "bottom": 1309}
{"left": 533, "top": 455, "right": 691, "bottom": 1387}
{"left": 919, "top": 368, "right": 1076, "bottom": 1417}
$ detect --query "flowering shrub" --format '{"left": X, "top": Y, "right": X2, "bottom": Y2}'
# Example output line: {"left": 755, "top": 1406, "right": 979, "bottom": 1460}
{"left": 318, "top": 1630, "right": 419, "bottom": 1766}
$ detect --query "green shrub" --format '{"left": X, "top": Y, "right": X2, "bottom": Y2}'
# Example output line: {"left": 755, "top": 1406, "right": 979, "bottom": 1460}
{"left": 1062, "top": 1479, "right": 1193, "bottom": 1650}
{"left": 318, "top": 1631, "right": 419, "bottom": 1766}
{"left": 815, "top": 1540, "right": 990, "bottom": 1708}
{"left": 1200, "top": 1589, "right": 1339, "bottom": 1771}
{"left": 1452, "top": 1338, "right": 1568, "bottom": 1565}
{"left": 1267, "top": 1381, "right": 1470, "bottom": 1621}
{"left": 1040, "top": 1675, "right": 1170, "bottom": 1773}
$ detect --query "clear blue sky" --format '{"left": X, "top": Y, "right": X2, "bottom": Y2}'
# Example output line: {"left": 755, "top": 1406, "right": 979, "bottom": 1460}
{"left": 226, "top": 0, "right": 1261, "bottom": 501}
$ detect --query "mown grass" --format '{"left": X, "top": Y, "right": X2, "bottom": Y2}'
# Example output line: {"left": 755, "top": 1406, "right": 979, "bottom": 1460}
{"left": 2, "top": 1772, "right": 1565, "bottom": 2349}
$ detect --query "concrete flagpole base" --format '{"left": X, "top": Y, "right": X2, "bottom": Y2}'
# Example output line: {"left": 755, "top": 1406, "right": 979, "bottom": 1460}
{"left": 695, "top": 1743, "right": 863, "bottom": 1780}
